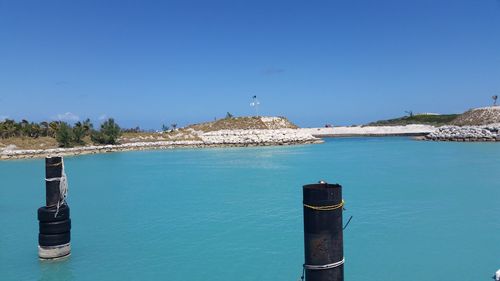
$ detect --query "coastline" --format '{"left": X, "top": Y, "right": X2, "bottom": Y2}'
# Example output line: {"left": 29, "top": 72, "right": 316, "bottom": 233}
{"left": 1, "top": 129, "right": 322, "bottom": 160}
{"left": 0, "top": 125, "right": 437, "bottom": 160}
{"left": 302, "top": 124, "right": 436, "bottom": 137}
{"left": 0, "top": 139, "right": 324, "bottom": 160}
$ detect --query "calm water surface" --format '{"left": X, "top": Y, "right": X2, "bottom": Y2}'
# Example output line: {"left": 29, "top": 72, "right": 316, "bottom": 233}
{"left": 1, "top": 137, "right": 499, "bottom": 281}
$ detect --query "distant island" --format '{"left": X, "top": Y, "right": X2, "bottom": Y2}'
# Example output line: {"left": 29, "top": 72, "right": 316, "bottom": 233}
{"left": 1, "top": 107, "right": 499, "bottom": 160}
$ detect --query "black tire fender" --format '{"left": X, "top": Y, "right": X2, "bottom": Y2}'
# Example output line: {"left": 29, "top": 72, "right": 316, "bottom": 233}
{"left": 39, "top": 219, "right": 71, "bottom": 234}
{"left": 37, "top": 205, "right": 70, "bottom": 222}
{"left": 39, "top": 232, "right": 71, "bottom": 247}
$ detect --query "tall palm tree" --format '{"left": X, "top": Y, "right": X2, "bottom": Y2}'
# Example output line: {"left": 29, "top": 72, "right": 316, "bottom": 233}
{"left": 40, "top": 121, "right": 49, "bottom": 137}
{"left": 48, "top": 121, "right": 60, "bottom": 138}
{"left": 82, "top": 118, "right": 93, "bottom": 135}
{"left": 20, "top": 119, "right": 29, "bottom": 137}
{"left": 29, "top": 122, "right": 41, "bottom": 138}
{"left": 73, "top": 121, "right": 85, "bottom": 144}
{"left": 2, "top": 119, "right": 17, "bottom": 138}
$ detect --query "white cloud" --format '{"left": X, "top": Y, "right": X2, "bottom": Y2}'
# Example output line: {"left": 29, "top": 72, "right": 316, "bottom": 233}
{"left": 98, "top": 114, "right": 108, "bottom": 121}
{"left": 54, "top": 112, "right": 80, "bottom": 122}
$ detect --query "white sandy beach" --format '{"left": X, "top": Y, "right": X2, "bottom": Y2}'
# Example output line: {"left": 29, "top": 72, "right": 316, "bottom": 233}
{"left": 301, "top": 124, "right": 436, "bottom": 137}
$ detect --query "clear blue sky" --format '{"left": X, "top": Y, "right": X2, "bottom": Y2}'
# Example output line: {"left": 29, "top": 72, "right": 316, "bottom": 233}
{"left": 1, "top": 0, "right": 499, "bottom": 128}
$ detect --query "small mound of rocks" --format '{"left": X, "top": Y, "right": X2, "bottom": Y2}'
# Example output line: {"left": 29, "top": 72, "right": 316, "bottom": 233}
{"left": 199, "top": 129, "right": 321, "bottom": 145}
{"left": 451, "top": 106, "right": 500, "bottom": 126}
{"left": 425, "top": 125, "right": 500, "bottom": 142}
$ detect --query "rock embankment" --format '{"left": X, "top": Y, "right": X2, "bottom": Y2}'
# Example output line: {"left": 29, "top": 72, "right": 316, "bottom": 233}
{"left": 451, "top": 106, "right": 500, "bottom": 126}
{"left": 425, "top": 125, "right": 500, "bottom": 142}
{"left": 187, "top": 116, "right": 297, "bottom": 132}
{"left": 0, "top": 129, "right": 321, "bottom": 160}
{"left": 200, "top": 129, "right": 321, "bottom": 145}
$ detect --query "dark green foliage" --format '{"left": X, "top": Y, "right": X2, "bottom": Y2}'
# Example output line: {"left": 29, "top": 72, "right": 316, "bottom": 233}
{"left": 0, "top": 119, "right": 56, "bottom": 139}
{"left": 0, "top": 118, "right": 95, "bottom": 148}
{"left": 91, "top": 118, "right": 121, "bottom": 145}
{"left": 0, "top": 119, "right": 18, "bottom": 138}
{"left": 72, "top": 122, "right": 86, "bottom": 145}
{"left": 56, "top": 122, "right": 74, "bottom": 148}
{"left": 122, "top": 126, "right": 141, "bottom": 133}
{"left": 82, "top": 118, "right": 93, "bottom": 134}
{"left": 367, "top": 114, "right": 459, "bottom": 126}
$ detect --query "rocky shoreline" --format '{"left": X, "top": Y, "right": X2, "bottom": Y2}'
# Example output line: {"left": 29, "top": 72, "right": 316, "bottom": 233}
{"left": 3, "top": 124, "right": 499, "bottom": 160}
{"left": 424, "top": 125, "right": 500, "bottom": 142}
{"left": 0, "top": 129, "right": 322, "bottom": 160}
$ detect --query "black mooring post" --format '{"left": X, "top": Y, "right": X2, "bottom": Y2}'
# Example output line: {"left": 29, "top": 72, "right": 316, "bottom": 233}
{"left": 37, "top": 156, "right": 71, "bottom": 260}
{"left": 45, "top": 157, "right": 62, "bottom": 207}
{"left": 303, "top": 182, "right": 344, "bottom": 281}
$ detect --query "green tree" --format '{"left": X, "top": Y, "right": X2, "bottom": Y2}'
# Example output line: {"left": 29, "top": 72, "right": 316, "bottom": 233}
{"left": 29, "top": 122, "right": 41, "bottom": 138}
{"left": 40, "top": 121, "right": 49, "bottom": 137}
{"left": 82, "top": 118, "right": 93, "bottom": 134}
{"left": 56, "top": 122, "right": 74, "bottom": 148}
{"left": 48, "top": 121, "right": 60, "bottom": 137}
{"left": 72, "top": 122, "right": 86, "bottom": 145}
{"left": 161, "top": 124, "right": 170, "bottom": 132}
{"left": 1, "top": 119, "right": 17, "bottom": 138}
{"left": 226, "top": 112, "right": 233, "bottom": 119}
{"left": 91, "top": 118, "right": 121, "bottom": 145}
{"left": 20, "top": 119, "right": 30, "bottom": 137}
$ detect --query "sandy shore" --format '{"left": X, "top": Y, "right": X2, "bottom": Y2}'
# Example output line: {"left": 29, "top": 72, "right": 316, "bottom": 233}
{"left": 0, "top": 125, "right": 437, "bottom": 160}
{"left": 302, "top": 124, "right": 436, "bottom": 137}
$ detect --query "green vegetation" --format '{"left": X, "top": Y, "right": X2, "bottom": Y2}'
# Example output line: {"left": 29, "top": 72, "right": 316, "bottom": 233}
{"left": 367, "top": 114, "right": 459, "bottom": 126}
{"left": 1, "top": 117, "right": 123, "bottom": 148}
{"left": 55, "top": 122, "right": 74, "bottom": 148}
{"left": 91, "top": 118, "right": 122, "bottom": 145}
{"left": 72, "top": 119, "right": 93, "bottom": 145}
{"left": 0, "top": 119, "right": 60, "bottom": 139}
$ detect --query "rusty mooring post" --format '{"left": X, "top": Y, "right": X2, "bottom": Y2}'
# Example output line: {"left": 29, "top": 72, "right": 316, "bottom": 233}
{"left": 303, "top": 181, "right": 344, "bottom": 281}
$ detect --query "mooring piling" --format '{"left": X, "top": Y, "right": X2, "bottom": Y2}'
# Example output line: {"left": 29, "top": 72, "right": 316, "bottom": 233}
{"left": 303, "top": 181, "right": 344, "bottom": 281}
{"left": 37, "top": 156, "right": 71, "bottom": 260}
{"left": 45, "top": 157, "right": 63, "bottom": 207}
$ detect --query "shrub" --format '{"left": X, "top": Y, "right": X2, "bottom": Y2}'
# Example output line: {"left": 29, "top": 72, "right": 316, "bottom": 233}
{"left": 56, "top": 122, "right": 74, "bottom": 147}
{"left": 72, "top": 122, "right": 86, "bottom": 145}
{"left": 91, "top": 118, "right": 121, "bottom": 144}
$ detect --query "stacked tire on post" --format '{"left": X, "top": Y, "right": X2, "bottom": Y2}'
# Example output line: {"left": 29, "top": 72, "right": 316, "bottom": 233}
{"left": 38, "top": 156, "right": 71, "bottom": 260}
{"left": 38, "top": 205, "right": 71, "bottom": 249}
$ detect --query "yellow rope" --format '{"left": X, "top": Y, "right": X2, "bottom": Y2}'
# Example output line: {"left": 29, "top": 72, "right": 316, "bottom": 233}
{"left": 304, "top": 200, "right": 344, "bottom": 211}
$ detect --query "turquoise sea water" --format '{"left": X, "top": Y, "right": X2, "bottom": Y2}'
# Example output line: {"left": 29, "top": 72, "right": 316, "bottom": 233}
{"left": 1, "top": 137, "right": 499, "bottom": 281}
